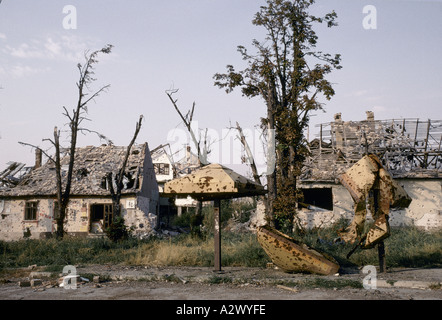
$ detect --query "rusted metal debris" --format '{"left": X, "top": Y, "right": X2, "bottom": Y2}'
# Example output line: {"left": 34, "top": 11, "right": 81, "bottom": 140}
{"left": 256, "top": 225, "right": 340, "bottom": 275}
{"left": 163, "top": 163, "right": 267, "bottom": 201}
{"left": 163, "top": 163, "right": 267, "bottom": 272}
{"left": 338, "top": 154, "right": 412, "bottom": 250}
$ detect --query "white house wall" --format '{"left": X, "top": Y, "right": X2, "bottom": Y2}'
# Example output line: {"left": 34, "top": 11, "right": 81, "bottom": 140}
{"left": 129, "top": 195, "right": 158, "bottom": 234}
{"left": 152, "top": 153, "right": 174, "bottom": 183}
{"left": 0, "top": 196, "right": 158, "bottom": 241}
{"left": 297, "top": 183, "right": 354, "bottom": 230}
{"left": 392, "top": 179, "right": 441, "bottom": 230}
{"left": 298, "top": 179, "right": 441, "bottom": 231}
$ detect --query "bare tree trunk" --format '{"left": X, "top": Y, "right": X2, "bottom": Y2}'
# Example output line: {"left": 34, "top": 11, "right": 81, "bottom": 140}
{"left": 236, "top": 122, "right": 261, "bottom": 185}
{"left": 18, "top": 46, "right": 113, "bottom": 239}
{"left": 53, "top": 127, "right": 66, "bottom": 239}
{"left": 107, "top": 115, "right": 143, "bottom": 218}
{"left": 235, "top": 121, "right": 269, "bottom": 228}
{"left": 166, "top": 89, "right": 208, "bottom": 166}
{"left": 266, "top": 96, "right": 277, "bottom": 228}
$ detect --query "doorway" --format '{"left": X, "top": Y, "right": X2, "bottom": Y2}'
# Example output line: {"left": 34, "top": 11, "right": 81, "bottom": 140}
{"left": 90, "top": 204, "right": 113, "bottom": 233}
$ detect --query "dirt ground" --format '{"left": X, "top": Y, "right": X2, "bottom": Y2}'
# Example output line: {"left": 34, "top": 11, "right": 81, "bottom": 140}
{"left": 0, "top": 265, "right": 440, "bottom": 318}
{"left": 0, "top": 265, "right": 441, "bottom": 301}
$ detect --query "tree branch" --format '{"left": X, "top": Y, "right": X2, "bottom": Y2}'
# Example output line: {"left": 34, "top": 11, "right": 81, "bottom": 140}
{"left": 18, "top": 141, "right": 55, "bottom": 163}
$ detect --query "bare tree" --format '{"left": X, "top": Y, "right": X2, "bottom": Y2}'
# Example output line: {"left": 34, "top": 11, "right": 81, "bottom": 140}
{"left": 235, "top": 121, "right": 261, "bottom": 185}
{"left": 166, "top": 88, "right": 214, "bottom": 231}
{"left": 20, "top": 45, "right": 113, "bottom": 239}
{"left": 165, "top": 88, "right": 210, "bottom": 166}
{"left": 106, "top": 115, "right": 143, "bottom": 219}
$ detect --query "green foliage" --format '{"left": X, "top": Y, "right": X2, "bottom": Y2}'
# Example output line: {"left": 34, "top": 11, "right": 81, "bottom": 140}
{"left": 0, "top": 223, "right": 440, "bottom": 271}
{"left": 105, "top": 216, "right": 133, "bottom": 242}
{"left": 208, "top": 275, "right": 233, "bottom": 284}
{"left": 214, "top": 0, "right": 342, "bottom": 228}
{"left": 171, "top": 208, "right": 196, "bottom": 228}
{"left": 171, "top": 200, "right": 255, "bottom": 237}
{"left": 289, "top": 221, "right": 442, "bottom": 269}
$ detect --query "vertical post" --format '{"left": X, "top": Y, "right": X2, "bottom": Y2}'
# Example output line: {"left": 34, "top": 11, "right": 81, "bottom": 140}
{"left": 378, "top": 241, "right": 386, "bottom": 273}
{"left": 373, "top": 188, "right": 386, "bottom": 273}
{"left": 423, "top": 119, "right": 431, "bottom": 169}
{"left": 413, "top": 119, "right": 419, "bottom": 147}
{"left": 214, "top": 199, "right": 222, "bottom": 272}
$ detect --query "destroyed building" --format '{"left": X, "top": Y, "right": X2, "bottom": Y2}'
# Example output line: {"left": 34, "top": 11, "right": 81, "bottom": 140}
{"left": 0, "top": 143, "right": 159, "bottom": 241}
{"left": 0, "top": 161, "right": 31, "bottom": 189}
{"left": 298, "top": 111, "right": 441, "bottom": 230}
{"left": 151, "top": 144, "right": 201, "bottom": 222}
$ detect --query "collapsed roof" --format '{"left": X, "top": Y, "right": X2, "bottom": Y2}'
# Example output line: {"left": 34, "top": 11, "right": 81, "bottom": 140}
{"left": 0, "top": 144, "right": 151, "bottom": 198}
{"left": 301, "top": 112, "right": 442, "bottom": 181}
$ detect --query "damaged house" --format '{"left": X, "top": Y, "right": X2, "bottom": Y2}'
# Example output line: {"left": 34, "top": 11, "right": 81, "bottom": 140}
{"left": 298, "top": 112, "right": 441, "bottom": 230}
{"left": 151, "top": 144, "right": 201, "bottom": 220}
{"left": 0, "top": 143, "right": 159, "bottom": 241}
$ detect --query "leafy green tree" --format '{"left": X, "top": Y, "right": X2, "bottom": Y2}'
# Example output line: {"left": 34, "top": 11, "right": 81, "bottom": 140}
{"left": 214, "top": 0, "right": 341, "bottom": 230}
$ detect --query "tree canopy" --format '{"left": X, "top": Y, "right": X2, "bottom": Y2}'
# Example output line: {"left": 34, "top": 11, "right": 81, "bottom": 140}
{"left": 214, "top": 0, "right": 342, "bottom": 230}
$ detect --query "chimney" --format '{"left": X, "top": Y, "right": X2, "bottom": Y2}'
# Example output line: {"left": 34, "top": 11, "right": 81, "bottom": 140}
{"left": 334, "top": 113, "right": 342, "bottom": 122}
{"left": 34, "top": 148, "right": 42, "bottom": 169}
{"left": 366, "top": 111, "right": 374, "bottom": 121}
{"left": 365, "top": 111, "right": 375, "bottom": 133}
{"left": 333, "top": 113, "right": 344, "bottom": 149}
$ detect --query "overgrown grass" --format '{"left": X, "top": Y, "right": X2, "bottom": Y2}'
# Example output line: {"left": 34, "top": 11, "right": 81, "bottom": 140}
{"left": 128, "top": 232, "right": 268, "bottom": 268}
{"left": 0, "top": 232, "right": 269, "bottom": 270}
{"left": 0, "top": 236, "right": 141, "bottom": 270}
{"left": 290, "top": 222, "right": 442, "bottom": 269}
{"left": 0, "top": 224, "right": 440, "bottom": 271}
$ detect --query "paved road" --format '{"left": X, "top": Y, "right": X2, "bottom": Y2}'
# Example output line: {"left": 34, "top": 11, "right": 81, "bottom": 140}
{"left": 1, "top": 266, "right": 440, "bottom": 318}
{"left": 0, "top": 265, "right": 440, "bottom": 300}
{"left": 0, "top": 279, "right": 441, "bottom": 300}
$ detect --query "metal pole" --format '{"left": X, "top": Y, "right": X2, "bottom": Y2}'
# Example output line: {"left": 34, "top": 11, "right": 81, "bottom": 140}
{"left": 373, "top": 188, "right": 386, "bottom": 273}
{"left": 214, "top": 199, "right": 222, "bottom": 272}
{"left": 378, "top": 241, "right": 386, "bottom": 273}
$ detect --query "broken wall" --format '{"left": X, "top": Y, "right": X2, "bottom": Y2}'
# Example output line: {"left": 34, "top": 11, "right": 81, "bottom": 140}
{"left": 391, "top": 179, "right": 441, "bottom": 230}
{"left": 296, "top": 183, "right": 354, "bottom": 230}
{"left": 297, "top": 179, "right": 441, "bottom": 231}
{"left": 128, "top": 195, "right": 158, "bottom": 235}
{"left": 138, "top": 147, "right": 160, "bottom": 229}
{"left": 0, "top": 196, "right": 158, "bottom": 241}
{"left": 0, "top": 198, "right": 55, "bottom": 241}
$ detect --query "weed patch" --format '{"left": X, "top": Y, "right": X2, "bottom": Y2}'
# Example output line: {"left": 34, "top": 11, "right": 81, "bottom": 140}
{"left": 0, "top": 225, "right": 440, "bottom": 270}
{"left": 297, "top": 278, "right": 363, "bottom": 290}
{"left": 208, "top": 275, "right": 233, "bottom": 284}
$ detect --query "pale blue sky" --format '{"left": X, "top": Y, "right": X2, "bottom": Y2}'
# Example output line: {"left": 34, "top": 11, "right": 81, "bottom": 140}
{"left": 1, "top": 0, "right": 441, "bottom": 175}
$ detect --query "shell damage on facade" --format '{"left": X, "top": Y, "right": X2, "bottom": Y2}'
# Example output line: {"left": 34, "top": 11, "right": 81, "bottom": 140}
{"left": 298, "top": 112, "right": 441, "bottom": 230}
{"left": 0, "top": 143, "right": 159, "bottom": 241}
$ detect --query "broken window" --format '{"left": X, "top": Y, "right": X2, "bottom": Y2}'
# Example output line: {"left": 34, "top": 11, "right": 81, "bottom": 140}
{"left": 90, "top": 204, "right": 113, "bottom": 231}
{"left": 24, "top": 201, "right": 38, "bottom": 221}
{"left": 75, "top": 168, "right": 89, "bottom": 181}
{"left": 100, "top": 169, "right": 139, "bottom": 191}
{"left": 154, "top": 163, "right": 170, "bottom": 175}
{"left": 100, "top": 176, "right": 108, "bottom": 190}
{"left": 298, "top": 188, "right": 333, "bottom": 211}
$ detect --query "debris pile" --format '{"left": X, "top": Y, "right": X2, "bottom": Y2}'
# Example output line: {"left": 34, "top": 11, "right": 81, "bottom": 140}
{"left": 302, "top": 113, "right": 441, "bottom": 181}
